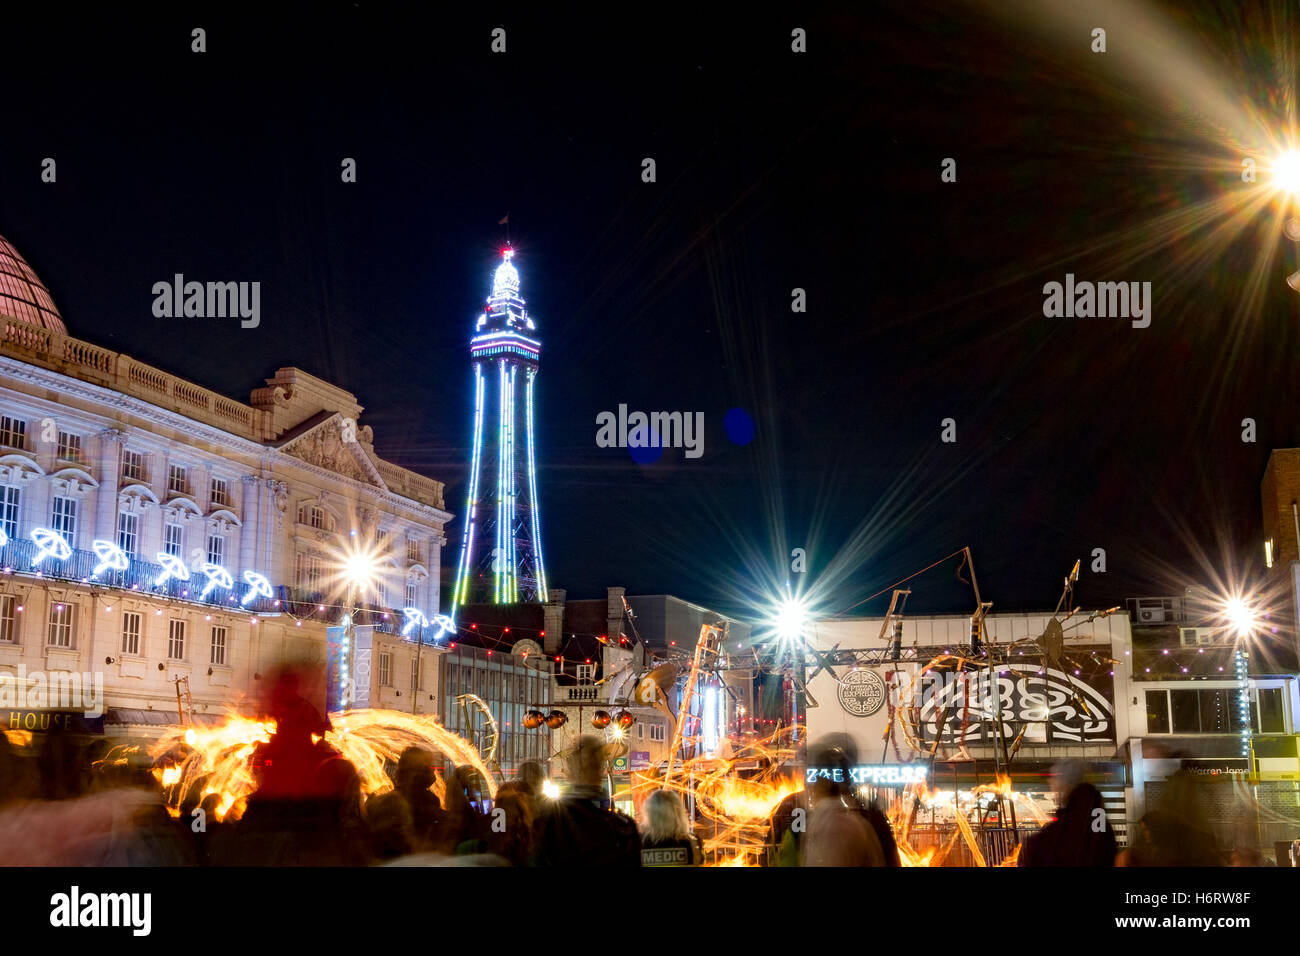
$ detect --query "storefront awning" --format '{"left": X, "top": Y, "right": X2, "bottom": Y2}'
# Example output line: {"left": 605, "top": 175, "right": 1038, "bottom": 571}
{"left": 104, "top": 709, "right": 226, "bottom": 728}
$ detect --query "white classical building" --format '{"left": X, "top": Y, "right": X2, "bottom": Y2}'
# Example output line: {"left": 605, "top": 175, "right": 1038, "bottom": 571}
{"left": 0, "top": 233, "right": 452, "bottom": 738}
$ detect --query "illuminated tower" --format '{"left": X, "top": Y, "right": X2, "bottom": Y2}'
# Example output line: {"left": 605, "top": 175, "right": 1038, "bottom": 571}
{"left": 451, "top": 248, "right": 548, "bottom": 606}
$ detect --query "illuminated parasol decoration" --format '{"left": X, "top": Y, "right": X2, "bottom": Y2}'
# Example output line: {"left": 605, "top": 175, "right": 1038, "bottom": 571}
{"left": 544, "top": 710, "right": 568, "bottom": 729}
{"left": 615, "top": 710, "right": 634, "bottom": 730}
{"left": 591, "top": 710, "right": 611, "bottom": 728}
{"left": 522, "top": 710, "right": 546, "bottom": 729}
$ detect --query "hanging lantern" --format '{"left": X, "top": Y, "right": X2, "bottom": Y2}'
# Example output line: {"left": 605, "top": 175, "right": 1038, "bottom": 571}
{"left": 591, "top": 710, "right": 612, "bottom": 729}
{"left": 615, "top": 710, "right": 634, "bottom": 730}
{"left": 545, "top": 710, "right": 568, "bottom": 729}
{"left": 523, "top": 709, "right": 545, "bottom": 729}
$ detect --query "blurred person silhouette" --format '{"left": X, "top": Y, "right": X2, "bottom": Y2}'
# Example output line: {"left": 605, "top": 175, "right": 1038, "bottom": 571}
{"left": 365, "top": 788, "right": 416, "bottom": 860}
{"left": 36, "top": 721, "right": 85, "bottom": 800}
{"left": 807, "top": 734, "right": 899, "bottom": 866}
{"left": 767, "top": 788, "right": 809, "bottom": 867}
{"left": 801, "top": 739, "right": 886, "bottom": 867}
{"left": 395, "top": 746, "right": 450, "bottom": 852}
{"left": 1018, "top": 759, "right": 1116, "bottom": 867}
{"left": 444, "top": 765, "right": 491, "bottom": 854}
{"left": 212, "top": 667, "right": 368, "bottom": 865}
{"left": 1122, "top": 765, "right": 1223, "bottom": 867}
{"left": 487, "top": 781, "right": 536, "bottom": 866}
{"left": 639, "top": 788, "right": 702, "bottom": 866}
{"left": 517, "top": 759, "right": 546, "bottom": 801}
{"left": 532, "top": 734, "right": 640, "bottom": 866}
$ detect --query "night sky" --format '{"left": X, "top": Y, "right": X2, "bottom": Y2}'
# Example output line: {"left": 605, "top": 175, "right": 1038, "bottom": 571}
{"left": 4, "top": 2, "right": 1298, "bottom": 624}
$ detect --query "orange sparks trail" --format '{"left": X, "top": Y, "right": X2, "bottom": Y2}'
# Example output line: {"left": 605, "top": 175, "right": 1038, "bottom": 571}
{"left": 110, "top": 709, "right": 496, "bottom": 823}
{"left": 117, "top": 710, "right": 1042, "bottom": 867}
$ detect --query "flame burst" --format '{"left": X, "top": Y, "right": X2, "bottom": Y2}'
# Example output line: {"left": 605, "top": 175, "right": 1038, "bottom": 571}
{"left": 119, "top": 709, "right": 496, "bottom": 823}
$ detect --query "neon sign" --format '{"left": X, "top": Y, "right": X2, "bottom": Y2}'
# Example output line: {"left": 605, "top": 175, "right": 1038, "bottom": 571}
{"left": 401, "top": 607, "right": 429, "bottom": 636}
{"left": 241, "top": 570, "right": 273, "bottom": 606}
{"left": 30, "top": 528, "right": 72, "bottom": 565}
{"left": 154, "top": 553, "right": 190, "bottom": 586}
{"left": 199, "top": 563, "right": 233, "bottom": 600}
{"left": 91, "top": 540, "right": 130, "bottom": 578}
{"left": 804, "top": 764, "right": 928, "bottom": 787}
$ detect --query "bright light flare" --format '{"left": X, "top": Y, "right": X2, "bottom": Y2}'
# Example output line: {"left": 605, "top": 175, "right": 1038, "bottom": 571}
{"left": 1223, "top": 595, "right": 1259, "bottom": 637}
{"left": 541, "top": 779, "right": 560, "bottom": 799}
{"left": 1273, "top": 151, "right": 1300, "bottom": 195}
{"left": 772, "top": 596, "right": 809, "bottom": 642}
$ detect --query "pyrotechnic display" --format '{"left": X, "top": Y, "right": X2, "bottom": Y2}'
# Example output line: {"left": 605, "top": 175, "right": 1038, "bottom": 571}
{"left": 0, "top": 4, "right": 1297, "bottom": 943}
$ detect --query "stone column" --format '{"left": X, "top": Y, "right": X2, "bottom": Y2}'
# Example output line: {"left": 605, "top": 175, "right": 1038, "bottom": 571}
{"left": 239, "top": 475, "right": 259, "bottom": 574}
{"left": 93, "top": 429, "right": 124, "bottom": 542}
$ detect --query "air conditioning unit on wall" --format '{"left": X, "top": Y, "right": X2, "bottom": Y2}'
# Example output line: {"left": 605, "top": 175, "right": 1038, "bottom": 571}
{"left": 1179, "top": 627, "right": 1217, "bottom": 647}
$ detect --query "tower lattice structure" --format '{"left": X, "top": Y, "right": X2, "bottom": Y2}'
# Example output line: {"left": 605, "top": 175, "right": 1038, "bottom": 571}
{"left": 451, "top": 248, "right": 549, "bottom": 607}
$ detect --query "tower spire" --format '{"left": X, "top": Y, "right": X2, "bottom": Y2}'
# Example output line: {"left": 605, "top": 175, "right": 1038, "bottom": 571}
{"left": 451, "top": 245, "right": 547, "bottom": 609}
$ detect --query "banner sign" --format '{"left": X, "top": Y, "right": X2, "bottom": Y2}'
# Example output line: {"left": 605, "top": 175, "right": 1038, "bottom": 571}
{"left": 326, "top": 625, "right": 346, "bottom": 713}
{"left": 805, "top": 763, "right": 928, "bottom": 787}
{"left": 352, "top": 625, "right": 373, "bottom": 710}
{"left": 916, "top": 649, "right": 1115, "bottom": 744}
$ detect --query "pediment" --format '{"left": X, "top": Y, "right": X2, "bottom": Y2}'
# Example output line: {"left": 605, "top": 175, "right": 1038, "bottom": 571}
{"left": 277, "top": 414, "right": 388, "bottom": 490}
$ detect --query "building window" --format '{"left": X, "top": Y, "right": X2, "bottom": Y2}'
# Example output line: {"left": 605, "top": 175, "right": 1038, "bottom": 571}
{"left": 407, "top": 540, "right": 422, "bottom": 563}
{"left": 210, "top": 626, "right": 227, "bottom": 666}
{"left": 121, "top": 611, "right": 142, "bottom": 656}
{"left": 116, "top": 512, "right": 140, "bottom": 557}
{"left": 296, "top": 552, "right": 322, "bottom": 593}
{"left": 576, "top": 664, "right": 594, "bottom": 682}
{"left": 50, "top": 496, "right": 77, "bottom": 545}
{"left": 167, "top": 619, "right": 186, "bottom": 660}
{"left": 379, "top": 651, "right": 391, "bottom": 687}
{"left": 637, "top": 723, "right": 645, "bottom": 740}
{"left": 1145, "top": 690, "right": 1170, "bottom": 734}
{"left": 0, "top": 594, "right": 15, "bottom": 643}
{"left": 209, "top": 478, "right": 229, "bottom": 508}
{"left": 122, "top": 449, "right": 146, "bottom": 482}
{"left": 649, "top": 724, "right": 666, "bottom": 742}
{"left": 57, "top": 431, "right": 81, "bottom": 463}
{"left": 299, "top": 505, "right": 326, "bottom": 530}
{"left": 207, "top": 534, "right": 225, "bottom": 567}
{"left": 1253, "top": 687, "right": 1286, "bottom": 734}
{"left": 167, "top": 465, "right": 189, "bottom": 496}
{"left": 47, "top": 602, "right": 75, "bottom": 648}
{"left": 0, "top": 416, "right": 25, "bottom": 450}
{"left": 405, "top": 579, "right": 418, "bottom": 609}
{"left": 164, "top": 523, "right": 183, "bottom": 558}
{"left": 0, "top": 486, "right": 19, "bottom": 542}
{"left": 1197, "top": 689, "right": 1242, "bottom": 733}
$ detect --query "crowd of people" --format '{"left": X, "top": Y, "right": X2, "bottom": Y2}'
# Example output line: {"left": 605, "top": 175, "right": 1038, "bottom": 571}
{"left": 0, "top": 685, "right": 1295, "bottom": 867}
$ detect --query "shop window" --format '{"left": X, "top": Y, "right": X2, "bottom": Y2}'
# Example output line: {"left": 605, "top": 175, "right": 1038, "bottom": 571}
{"left": 1145, "top": 690, "right": 1170, "bottom": 733}
{"left": 1170, "top": 689, "right": 1200, "bottom": 733}
{"left": 1197, "top": 689, "right": 1242, "bottom": 733}
{"left": 1255, "top": 687, "right": 1286, "bottom": 734}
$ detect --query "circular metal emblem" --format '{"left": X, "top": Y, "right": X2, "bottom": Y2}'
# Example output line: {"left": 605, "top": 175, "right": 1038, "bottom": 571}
{"left": 838, "top": 669, "right": 886, "bottom": 717}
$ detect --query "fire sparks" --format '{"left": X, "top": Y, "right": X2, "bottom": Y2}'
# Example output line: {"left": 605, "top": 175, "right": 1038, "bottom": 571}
{"left": 120, "top": 709, "right": 496, "bottom": 824}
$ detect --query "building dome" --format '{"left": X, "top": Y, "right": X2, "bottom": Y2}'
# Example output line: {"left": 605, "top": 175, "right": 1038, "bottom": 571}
{"left": 492, "top": 248, "right": 521, "bottom": 298}
{"left": 0, "top": 234, "right": 67, "bottom": 334}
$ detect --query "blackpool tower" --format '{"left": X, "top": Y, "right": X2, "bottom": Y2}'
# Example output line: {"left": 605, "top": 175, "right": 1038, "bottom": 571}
{"left": 451, "top": 248, "right": 549, "bottom": 606}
